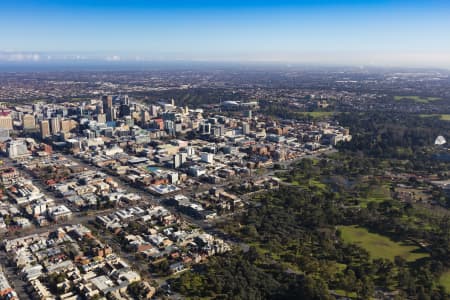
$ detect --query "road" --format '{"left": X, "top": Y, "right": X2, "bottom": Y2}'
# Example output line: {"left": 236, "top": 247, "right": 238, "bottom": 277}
{"left": 0, "top": 147, "right": 336, "bottom": 298}
{"left": 0, "top": 250, "right": 29, "bottom": 299}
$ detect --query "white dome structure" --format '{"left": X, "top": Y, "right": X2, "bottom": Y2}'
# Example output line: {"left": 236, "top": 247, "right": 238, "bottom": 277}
{"left": 435, "top": 135, "right": 447, "bottom": 146}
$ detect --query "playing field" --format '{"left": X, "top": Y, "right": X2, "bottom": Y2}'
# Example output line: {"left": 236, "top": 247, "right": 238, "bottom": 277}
{"left": 339, "top": 225, "right": 429, "bottom": 262}
{"left": 394, "top": 95, "right": 441, "bottom": 103}
{"left": 439, "top": 271, "right": 450, "bottom": 292}
{"left": 419, "top": 114, "right": 450, "bottom": 121}
{"left": 297, "top": 111, "right": 335, "bottom": 118}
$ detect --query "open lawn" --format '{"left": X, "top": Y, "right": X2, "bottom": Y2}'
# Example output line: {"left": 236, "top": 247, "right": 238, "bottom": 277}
{"left": 439, "top": 271, "right": 450, "bottom": 292}
{"left": 297, "top": 111, "right": 335, "bottom": 118}
{"left": 366, "top": 184, "right": 391, "bottom": 202}
{"left": 394, "top": 95, "right": 441, "bottom": 103}
{"left": 357, "top": 184, "right": 391, "bottom": 207}
{"left": 339, "top": 225, "right": 429, "bottom": 262}
{"left": 419, "top": 114, "right": 450, "bottom": 121}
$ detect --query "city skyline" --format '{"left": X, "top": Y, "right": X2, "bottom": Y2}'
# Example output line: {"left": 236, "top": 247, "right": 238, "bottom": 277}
{"left": 1, "top": 0, "right": 450, "bottom": 68}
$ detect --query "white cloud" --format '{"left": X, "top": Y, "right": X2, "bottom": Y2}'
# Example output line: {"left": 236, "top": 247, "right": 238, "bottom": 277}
{"left": 0, "top": 51, "right": 42, "bottom": 62}
{"left": 105, "top": 55, "right": 121, "bottom": 61}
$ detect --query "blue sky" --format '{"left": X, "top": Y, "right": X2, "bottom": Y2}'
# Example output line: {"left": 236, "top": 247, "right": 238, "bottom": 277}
{"left": 0, "top": 0, "right": 450, "bottom": 67}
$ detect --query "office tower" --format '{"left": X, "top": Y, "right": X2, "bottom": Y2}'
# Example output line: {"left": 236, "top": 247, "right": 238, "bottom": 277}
{"left": 112, "top": 107, "right": 118, "bottom": 121}
{"left": 212, "top": 124, "right": 224, "bottom": 137}
{"left": 173, "top": 153, "right": 187, "bottom": 168}
{"left": 96, "top": 103, "right": 104, "bottom": 115}
{"left": 200, "top": 122, "right": 211, "bottom": 135}
{"left": 102, "top": 95, "right": 113, "bottom": 112}
{"left": 124, "top": 116, "right": 134, "bottom": 126}
{"left": 84, "top": 129, "right": 96, "bottom": 139}
{"left": 23, "top": 114, "right": 36, "bottom": 130}
{"left": 164, "top": 120, "right": 175, "bottom": 135}
{"left": 32, "top": 103, "right": 41, "bottom": 113}
{"left": 102, "top": 95, "right": 114, "bottom": 122}
{"left": 97, "top": 113, "right": 107, "bottom": 124}
{"left": 58, "top": 108, "right": 68, "bottom": 117}
{"left": 60, "top": 119, "right": 71, "bottom": 133}
{"left": 119, "top": 103, "right": 131, "bottom": 117}
{"left": 180, "top": 153, "right": 187, "bottom": 165}
{"left": 7, "top": 140, "right": 29, "bottom": 158}
{"left": 168, "top": 172, "right": 179, "bottom": 184}
{"left": 153, "top": 119, "right": 164, "bottom": 130}
{"left": 186, "top": 146, "right": 195, "bottom": 156}
{"left": 175, "top": 123, "right": 183, "bottom": 133}
{"left": 201, "top": 152, "right": 214, "bottom": 164}
{"left": 173, "top": 154, "right": 181, "bottom": 169}
{"left": 0, "top": 114, "right": 13, "bottom": 130}
{"left": 150, "top": 105, "right": 159, "bottom": 117}
{"left": 140, "top": 110, "right": 149, "bottom": 126}
{"left": 122, "top": 95, "right": 130, "bottom": 105}
{"left": 40, "top": 120, "right": 51, "bottom": 139}
{"left": 44, "top": 108, "right": 53, "bottom": 119}
{"left": 0, "top": 128, "right": 10, "bottom": 142}
{"left": 103, "top": 127, "right": 113, "bottom": 138}
{"left": 242, "top": 122, "right": 250, "bottom": 135}
{"left": 50, "top": 117, "right": 61, "bottom": 135}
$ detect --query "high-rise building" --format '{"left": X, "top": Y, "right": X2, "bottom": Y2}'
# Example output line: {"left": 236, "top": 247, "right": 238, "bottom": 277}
{"left": 40, "top": 120, "right": 51, "bottom": 139}
{"left": 186, "top": 146, "right": 195, "bottom": 156}
{"left": 140, "top": 110, "right": 149, "bottom": 126}
{"left": 200, "top": 122, "right": 211, "bottom": 135}
{"left": 22, "top": 114, "right": 36, "bottom": 130}
{"left": 164, "top": 120, "right": 175, "bottom": 135}
{"left": 32, "top": 103, "right": 41, "bottom": 113}
{"left": 212, "top": 124, "right": 225, "bottom": 137}
{"left": 84, "top": 129, "right": 96, "bottom": 139}
{"left": 0, "top": 114, "right": 13, "bottom": 130}
{"left": 102, "top": 95, "right": 113, "bottom": 112}
{"left": 201, "top": 152, "right": 214, "bottom": 164}
{"left": 180, "top": 152, "right": 187, "bottom": 165}
{"left": 124, "top": 116, "right": 134, "bottom": 127}
{"left": 96, "top": 104, "right": 104, "bottom": 115}
{"left": 119, "top": 104, "right": 131, "bottom": 117}
{"left": 102, "top": 95, "right": 114, "bottom": 122}
{"left": 173, "top": 154, "right": 181, "bottom": 169}
{"left": 60, "top": 119, "right": 71, "bottom": 133}
{"left": 7, "top": 140, "right": 29, "bottom": 158}
{"left": 150, "top": 105, "right": 159, "bottom": 117}
{"left": 97, "top": 113, "right": 107, "bottom": 124}
{"left": 122, "top": 95, "right": 130, "bottom": 105}
{"left": 242, "top": 122, "right": 250, "bottom": 135}
{"left": 173, "top": 153, "right": 187, "bottom": 168}
{"left": 112, "top": 107, "right": 117, "bottom": 121}
{"left": 0, "top": 128, "right": 10, "bottom": 142}
{"left": 50, "top": 117, "right": 61, "bottom": 135}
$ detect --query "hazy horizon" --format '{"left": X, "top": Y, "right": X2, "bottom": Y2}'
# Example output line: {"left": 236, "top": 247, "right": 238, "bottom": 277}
{"left": 1, "top": 1, "right": 450, "bottom": 69}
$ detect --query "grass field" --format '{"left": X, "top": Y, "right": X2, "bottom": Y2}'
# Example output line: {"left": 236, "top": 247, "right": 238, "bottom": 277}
{"left": 366, "top": 184, "right": 391, "bottom": 202}
{"left": 297, "top": 111, "right": 335, "bottom": 118}
{"left": 394, "top": 95, "right": 441, "bottom": 103}
{"left": 333, "top": 290, "right": 357, "bottom": 298}
{"left": 419, "top": 114, "right": 450, "bottom": 121}
{"left": 439, "top": 271, "right": 450, "bottom": 292}
{"left": 339, "top": 226, "right": 429, "bottom": 262}
{"left": 356, "top": 184, "right": 392, "bottom": 208}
